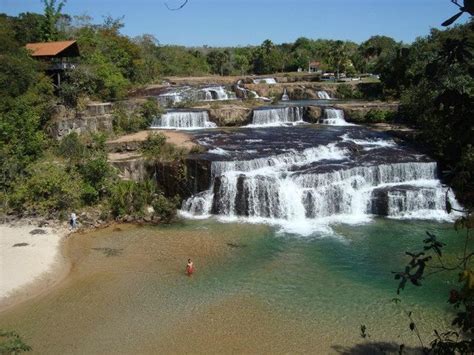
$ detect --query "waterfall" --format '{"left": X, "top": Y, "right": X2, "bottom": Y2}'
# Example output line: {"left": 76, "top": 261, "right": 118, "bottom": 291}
{"left": 151, "top": 111, "right": 216, "bottom": 129}
{"left": 202, "top": 86, "right": 236, "bottom": 101}
{"left": 181, "top": 126, "right": 460, "bottom": 235}
{"left": 249, "top": 107, "right": 305, "bottom": 126}
{"left": 236, "top": 80, "right": 261, "bottom": 99}
{"left": 281, "top": 89, "right": 289, "bottom": 101}
{"left": 317, "top": 91, "right": 331, "bottom": 100}
{"left": 183, "top": 154, "right": 456, "bottom": 225}
{"left": 322, "top": 108, "right": 351, "bottom": 126}
{"left": 253, "top": 78, "right": 277, "bottom": 84}
{"left": 158, "top": 86, "right": 235, "bottom": 106}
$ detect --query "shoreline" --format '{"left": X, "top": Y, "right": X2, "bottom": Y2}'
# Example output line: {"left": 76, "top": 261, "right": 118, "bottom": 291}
{"left": 0, "top": 220, "right": 71, "bottom": 312}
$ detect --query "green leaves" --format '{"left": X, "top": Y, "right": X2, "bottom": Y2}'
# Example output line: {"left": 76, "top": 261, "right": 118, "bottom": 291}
{"left": 423, "top": 231, "right": 446, "bottom": 257}
{"left": 0, "top": 330, "right": 32, "bottom": 354}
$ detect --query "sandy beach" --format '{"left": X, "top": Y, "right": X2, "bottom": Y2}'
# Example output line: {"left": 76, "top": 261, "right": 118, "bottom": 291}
{"left": 0, "top": 222, "right": 69, "bottom": 310}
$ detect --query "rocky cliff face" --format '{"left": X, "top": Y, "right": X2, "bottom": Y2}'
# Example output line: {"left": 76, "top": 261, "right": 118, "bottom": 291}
{"left": 208, "top": 105, "right": 252, "bottom": 126}
{"left": 47, "top": 103, "right": 114, "bottom": 139}
{"left": 47, "top": 99, "right": 148, "bottom": 139}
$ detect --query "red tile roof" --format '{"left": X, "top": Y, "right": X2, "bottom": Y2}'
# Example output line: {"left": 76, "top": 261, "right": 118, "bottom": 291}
{"left": 25, "top": 40, "right": 78, "bottom": 57}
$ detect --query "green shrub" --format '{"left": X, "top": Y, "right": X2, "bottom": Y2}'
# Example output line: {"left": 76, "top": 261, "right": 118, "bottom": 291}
{"left": 141, "top": 133, "right": 187, "bottom": 162}
{"left": 81, "top": 182, "right": 99, "bottom": 205}
{"left": 364, "top": 109, "right": 396, "bottom": 123}
{"left": 57, "top": 132, "right": 87, "bottom": 163}
{"left": 112, "top": 104, "right": 151, "bottom": 133}
{"left": 140, "top": 98, "right": 163, "bottom": 127}
{"left": 0, "top": 329, "right": 32, "bottom": 354}
{"left": 357, "top": 82, "right": 384, "bottom": 100}
{"left": 78, "top": 156, "right": 115, "bottom": 195}
{"left": 152, "top": 193, "right": 180, "bottom": 223}
{"left": 109, "top": 179, "right": 155, "bottom": 218}
{"left": 336, "top": 84, "right": 362, "bottom": 99}
{"left": 9, "top": 160, "right": 83, "bottom": 216}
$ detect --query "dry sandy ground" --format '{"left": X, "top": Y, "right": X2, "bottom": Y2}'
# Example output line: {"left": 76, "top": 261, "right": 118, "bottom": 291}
{"left": 0, "top": 223, "right": 68, "bottom": 309}
{"left": 107, "top": 129, "right": 197, "bottom": 149}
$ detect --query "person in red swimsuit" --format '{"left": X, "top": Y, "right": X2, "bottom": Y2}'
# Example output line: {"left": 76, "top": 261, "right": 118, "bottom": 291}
{"left": 186, "top": 258, "right": 195, "bottom": 276}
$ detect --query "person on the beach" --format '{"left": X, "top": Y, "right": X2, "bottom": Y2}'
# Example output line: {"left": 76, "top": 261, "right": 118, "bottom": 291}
{"left": 186, "top": 258, "right": 194, "bottom": 276}
{"left": 70, "top": 212, "right": 77, "bottom": 230}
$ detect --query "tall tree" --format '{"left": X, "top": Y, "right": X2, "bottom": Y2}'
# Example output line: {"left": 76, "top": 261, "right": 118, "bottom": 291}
{"left": 40, "top": 0, "right": 66, "bottom": 41}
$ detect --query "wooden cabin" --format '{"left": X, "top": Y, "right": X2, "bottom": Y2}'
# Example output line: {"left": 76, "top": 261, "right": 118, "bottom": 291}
{"left": 25, "top": 40, "right": 80, "bottom": 87}
{"left": 308, "top": 61, "right": 322, "bottom": 73}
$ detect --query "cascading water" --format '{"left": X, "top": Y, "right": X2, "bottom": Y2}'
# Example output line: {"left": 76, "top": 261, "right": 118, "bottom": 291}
{"left": 317, "top": 91, "right": 331, "bottom": 100}
{"left": 253, "top": 78, "right": 277, "bottom": 84}
{"left": 201, "top": 86, "right": 235, "bottom": 101}
{"left": 157, "top": 86, "right": 236, "bottom": 106}
{"left": 181, "top": 127, "right": 459, "bottom": 235}
{"left": 249, "top": 107, "right": 305, "bottom": 126}
{"left": 322, "top": 108, "right": 351, "bottom": 126}
{"left": 151, "top": 111, "right": 216, "bottom": 129}
{"left": 281, "top": 89, "right": 289, "bottom": 101}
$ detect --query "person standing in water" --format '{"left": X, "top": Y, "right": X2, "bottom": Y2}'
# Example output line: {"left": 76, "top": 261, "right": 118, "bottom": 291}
{"left": 186, "top": 259, "right": 194, "bottom": 276}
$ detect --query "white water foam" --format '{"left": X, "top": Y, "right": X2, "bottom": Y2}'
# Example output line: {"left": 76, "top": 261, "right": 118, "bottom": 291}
{"left": 182, "top": 143, "right": 460, "bottom": 235}
{"left": 317, "top": 91, "right": 331, "bottom": 100}
{"left": 321, "top": 109, "right": 354, "bottom": 126}
{"left": 247, "top": 107, "right": 305, "bottom": 127}
{"left": 253, "top": 78, "right": 277, "bottom": 84}
{"left": 151, "top": 111, "right": 217, "bottom": 130}
{"left": 340, "top": 133, "right": 397, "bottom": 150}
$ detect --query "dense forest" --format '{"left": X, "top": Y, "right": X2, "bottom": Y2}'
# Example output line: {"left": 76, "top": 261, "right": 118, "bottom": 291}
{"left": 0, "top": 2, "right": 472, "bottom": 221}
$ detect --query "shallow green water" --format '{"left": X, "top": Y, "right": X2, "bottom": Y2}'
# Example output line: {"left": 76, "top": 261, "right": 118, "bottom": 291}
{"left": 0, "top": 219, "right": 465, "bottom": 353}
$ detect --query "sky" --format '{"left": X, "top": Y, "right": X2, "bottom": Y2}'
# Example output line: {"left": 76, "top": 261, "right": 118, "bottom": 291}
{"left": 1, "top": 0, "right": 471, "bottom": 46}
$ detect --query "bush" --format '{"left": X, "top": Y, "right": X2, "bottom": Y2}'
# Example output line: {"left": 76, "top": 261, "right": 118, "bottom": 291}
{"left": 336, "top": 84, "right": 362, "bottom": 99}
{"left": 78, "top": 156, "right": 115, "bottom": 193}
{"left": 152, "top": 193, "right": 179, "bottom": 223}
{"left": 140, "top": 98, "right": 163, "bottom": 127}
{"left": 9, "top": 160, "right": 83, "bottom": 217}
{"left": 0, "top": 329, "right": 32, "bottom": 354}
{"left": 112, "top": 104, "right": 150, "bottom": 133}
{"left": 357, "top": 82, "right": 384, "bottom": 100}
{"left": 57, "top": 132, "right": 87, "bottom": 163}
{"left": 364, "top": 109, "right": 396, "bottom": 123}
{"left": 141, "top": 133, "right": 187, "bottom": 162}
{"left": 109, "top": 179, "right": 155, "bottom": 218}
{"left": 81, "top": 182, "right": 99, "bottom": 205}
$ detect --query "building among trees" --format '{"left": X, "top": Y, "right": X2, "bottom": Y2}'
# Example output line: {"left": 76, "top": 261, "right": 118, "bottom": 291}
{"left": 25, "top": 40, "right": 79, "bottom": 86}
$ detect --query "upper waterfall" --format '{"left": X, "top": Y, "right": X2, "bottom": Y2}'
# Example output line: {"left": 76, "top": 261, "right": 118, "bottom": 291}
{"left": 322, "top": 108, "right": 352, "bottom": 126}
{"left": 249, "top": 106, "right": 305, "bottom": 127}
{"left": 151, "top": 111, "right": 216, "bottom": 129}
{"left": 317, "top": 91, "right": 331, "bottom": 100}
{"left": 157, "top": 85, "right": 236, "bottom": 106}
{"left": 253, "top": 78, "right": 277, "bottom": 84}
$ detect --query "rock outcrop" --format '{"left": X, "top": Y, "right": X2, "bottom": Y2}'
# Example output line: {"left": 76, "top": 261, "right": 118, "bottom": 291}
{"left": 47, "top": 103, "right": 114, "bottom": 139}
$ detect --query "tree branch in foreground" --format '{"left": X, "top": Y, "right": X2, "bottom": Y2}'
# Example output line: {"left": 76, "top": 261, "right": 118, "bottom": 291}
{"left": 165, "top": 0, "right": 189, "bottom": 11}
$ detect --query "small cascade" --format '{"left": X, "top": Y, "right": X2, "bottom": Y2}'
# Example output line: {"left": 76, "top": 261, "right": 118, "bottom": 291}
{"left": 317, "top": 91, "right": 331, "bottom": 100}
{"left": 151, "top": 111, "right": 216, "bottom": 129}
{"left": 249, "top": 107, "right": 305, "bottom": 126}
{"left": 157, "top": 91, "right": 185, "bottom": 106}
{"left": 281, "top": 89, "right": 289, "bottom": 101}
{"left": 157, "top": 86, "right": 236, "bottom": 106}
{"left": 322, "top": 108, "right": 351, "bottom": 126}
{"left": 253, "top": 78, "right": 277, "bottom": 84}
{"left": 201, "top": 86, "right": 235, "bottom": 101}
